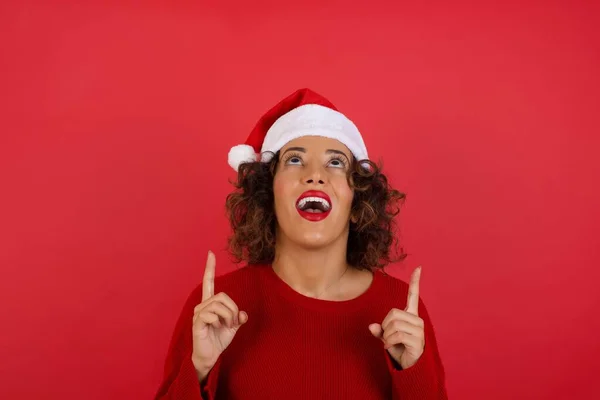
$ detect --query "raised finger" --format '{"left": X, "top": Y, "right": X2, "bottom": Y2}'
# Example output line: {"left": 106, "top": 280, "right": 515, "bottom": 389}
{"left": 202, "top": 251, "right": 216, "bottom": 301}
{"left": 405, "top": 266, "right": 421, "bottom": 315}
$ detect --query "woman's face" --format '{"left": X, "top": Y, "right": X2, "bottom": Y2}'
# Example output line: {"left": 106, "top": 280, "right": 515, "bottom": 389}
{"left": 272, "top": 135, "right": 354, "bottom": 249}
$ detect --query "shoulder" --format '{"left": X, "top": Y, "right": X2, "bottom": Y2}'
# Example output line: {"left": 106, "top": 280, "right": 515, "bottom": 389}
{"left": 374, "top": 266, "right": 410, "bottom": 296}
{"left": 214, "top": 263, "right": 260, "bottom": 286}
{"left": 185, "top": 264, "right": 266, "bottom": 309}
{"left": 373, "top": 264, "right": 435, "bottom": 319}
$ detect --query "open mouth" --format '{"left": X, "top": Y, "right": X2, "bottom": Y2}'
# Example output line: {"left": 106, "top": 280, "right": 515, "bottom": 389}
{"left": 296, "top": 191, "right": 332, "bottom": 221}
{"left": 297, "top": 197, "right": 331, "bottom": 213}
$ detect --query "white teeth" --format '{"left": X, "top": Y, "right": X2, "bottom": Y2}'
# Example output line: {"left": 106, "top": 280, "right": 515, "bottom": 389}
{"left": 297, "top": 196, "right": 331, "bottom": 211}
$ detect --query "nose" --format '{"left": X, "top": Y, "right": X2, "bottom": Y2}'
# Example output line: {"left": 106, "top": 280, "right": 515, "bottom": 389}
{"left": 303, "top": 164, "right": 326, "bottom": 185}
{"left": 306, "top": 177, "right": 325, "bottom": 185}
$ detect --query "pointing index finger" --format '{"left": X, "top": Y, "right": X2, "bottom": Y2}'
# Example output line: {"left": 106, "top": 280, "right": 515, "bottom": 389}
{"left": 202, "top": 251, "right": 216, "bottom": 301}
{"left": 405, "top": 266, "right": 421, "bottom": 315}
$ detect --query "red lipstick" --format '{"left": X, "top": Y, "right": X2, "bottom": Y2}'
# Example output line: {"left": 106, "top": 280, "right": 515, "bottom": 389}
{"left": 296, "top": 190, "right": 332, "bottom": 222}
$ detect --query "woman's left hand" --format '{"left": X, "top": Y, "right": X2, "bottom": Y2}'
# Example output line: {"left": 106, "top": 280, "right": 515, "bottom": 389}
{"left": 369, "top": 266, "right": 425, "bottom": 369}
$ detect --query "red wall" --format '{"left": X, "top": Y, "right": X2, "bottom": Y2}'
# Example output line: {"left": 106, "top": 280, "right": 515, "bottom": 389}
{"left": 2, "top": 2, "right": 599, "bottom": 399}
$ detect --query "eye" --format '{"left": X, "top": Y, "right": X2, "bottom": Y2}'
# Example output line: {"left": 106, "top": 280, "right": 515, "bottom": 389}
{"left": 283, "top": 152, "right": 303, "bottom": 165}
{"left": 327, "top": 156, "right": 348, "bottom": 169}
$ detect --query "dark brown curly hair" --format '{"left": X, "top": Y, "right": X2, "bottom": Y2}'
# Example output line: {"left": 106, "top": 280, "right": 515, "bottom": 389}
{"left": 224, "top": 153, "right": 407, "bottom": 272}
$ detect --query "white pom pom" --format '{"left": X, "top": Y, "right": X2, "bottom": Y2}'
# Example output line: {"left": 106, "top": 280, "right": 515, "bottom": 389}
{"left": 228, "top": 144, "right": 258, "bottom": 171}
{"left": 260, "top": 152, "right": 275, "bottom": 163}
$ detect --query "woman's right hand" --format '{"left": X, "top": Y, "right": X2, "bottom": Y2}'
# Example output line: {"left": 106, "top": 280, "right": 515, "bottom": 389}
{"left": 191, "top": 251, "right": 248, "bottom": 381}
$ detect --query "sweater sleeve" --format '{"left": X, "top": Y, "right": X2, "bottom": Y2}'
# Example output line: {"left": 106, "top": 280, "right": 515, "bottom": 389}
{"left": 386, "top": 297, "right": 448, "bottom": 400}
{"left": 153, "top": 286, "right": 221, "bottom": 400}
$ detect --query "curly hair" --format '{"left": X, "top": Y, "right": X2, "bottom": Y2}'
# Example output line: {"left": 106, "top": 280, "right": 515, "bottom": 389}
{"left": 224, "top": 154, "right": 407, "bottom": 271}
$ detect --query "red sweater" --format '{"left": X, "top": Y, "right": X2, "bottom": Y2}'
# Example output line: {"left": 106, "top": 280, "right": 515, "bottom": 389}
{"left": 154, "top": 264, "right": 448, "bottom": 399}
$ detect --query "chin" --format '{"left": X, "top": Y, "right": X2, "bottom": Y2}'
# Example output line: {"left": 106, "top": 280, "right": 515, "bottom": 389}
{"left": 275, "top": 209, "right": 350, "bottom": 249}
{"left": 296, "top": 231, "right": 331, "bottom": 249}
{"left": 288, "top": 221, "right": 349, "bottom": 250}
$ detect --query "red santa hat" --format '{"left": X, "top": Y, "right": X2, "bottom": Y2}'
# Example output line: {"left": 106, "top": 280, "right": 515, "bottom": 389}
{"left": 227, "top": 88, "right": 369, "bottom": 171}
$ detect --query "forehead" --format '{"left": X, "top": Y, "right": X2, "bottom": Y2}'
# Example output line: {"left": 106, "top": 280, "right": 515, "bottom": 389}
{"left": 280, "top": 136, "right": 352, "bottom": 155}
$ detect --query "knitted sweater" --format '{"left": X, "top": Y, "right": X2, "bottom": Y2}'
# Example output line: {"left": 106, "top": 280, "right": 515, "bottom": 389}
{"left": 154, "top": 264, "right": 448, "bottom": 399}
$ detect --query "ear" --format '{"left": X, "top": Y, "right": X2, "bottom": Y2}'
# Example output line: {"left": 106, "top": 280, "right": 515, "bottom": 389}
{"left": 350, "top": 212, "right": 359, "bottom": 224}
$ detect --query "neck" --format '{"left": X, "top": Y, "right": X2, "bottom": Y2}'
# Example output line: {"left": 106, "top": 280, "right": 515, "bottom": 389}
{"left": 272, "top": 230, "right": 350, "bottom": 299}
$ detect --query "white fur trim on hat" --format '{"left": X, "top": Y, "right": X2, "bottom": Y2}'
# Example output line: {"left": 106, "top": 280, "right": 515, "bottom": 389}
{"left": 260, "top": 104, "right": 368, "bottom": 162}
{"left": 228, "top": 144, "right": 257, "bottom": 171}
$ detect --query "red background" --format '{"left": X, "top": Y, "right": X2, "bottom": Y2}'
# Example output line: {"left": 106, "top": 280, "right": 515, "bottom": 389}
{"left": 1, "top": 2, "right": 599, "bottom": 399}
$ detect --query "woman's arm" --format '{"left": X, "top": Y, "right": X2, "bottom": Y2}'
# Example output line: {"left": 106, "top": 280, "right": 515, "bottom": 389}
{"left": 154, "top": 287, "right": 218, "bottom": 400}
{"left": 386, "top": 297, "right": 448, "bottom": 399}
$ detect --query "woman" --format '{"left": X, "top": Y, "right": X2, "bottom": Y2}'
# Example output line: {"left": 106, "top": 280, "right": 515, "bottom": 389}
{"left": 154, "top": 88, "right": 448, "bottom": 399}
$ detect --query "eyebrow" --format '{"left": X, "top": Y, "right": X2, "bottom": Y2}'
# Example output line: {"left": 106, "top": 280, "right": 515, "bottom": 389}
{"left": 281, "top": 147, "right": 350, "bottom": 158}
{"left": 282, "top": 147, "right": 306, "bottom": 154}
{"left": 326, "top": 149, "right": 349, "bottom": 157}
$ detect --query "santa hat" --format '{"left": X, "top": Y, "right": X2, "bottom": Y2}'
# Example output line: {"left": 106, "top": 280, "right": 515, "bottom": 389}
{"left": 227, "top": 88, "right": 369, "bottom": 171}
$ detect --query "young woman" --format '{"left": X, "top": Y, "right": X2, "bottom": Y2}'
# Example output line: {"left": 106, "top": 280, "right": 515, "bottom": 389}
{"left": 154, "top": 88, "right": 448, "bottom": 399}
